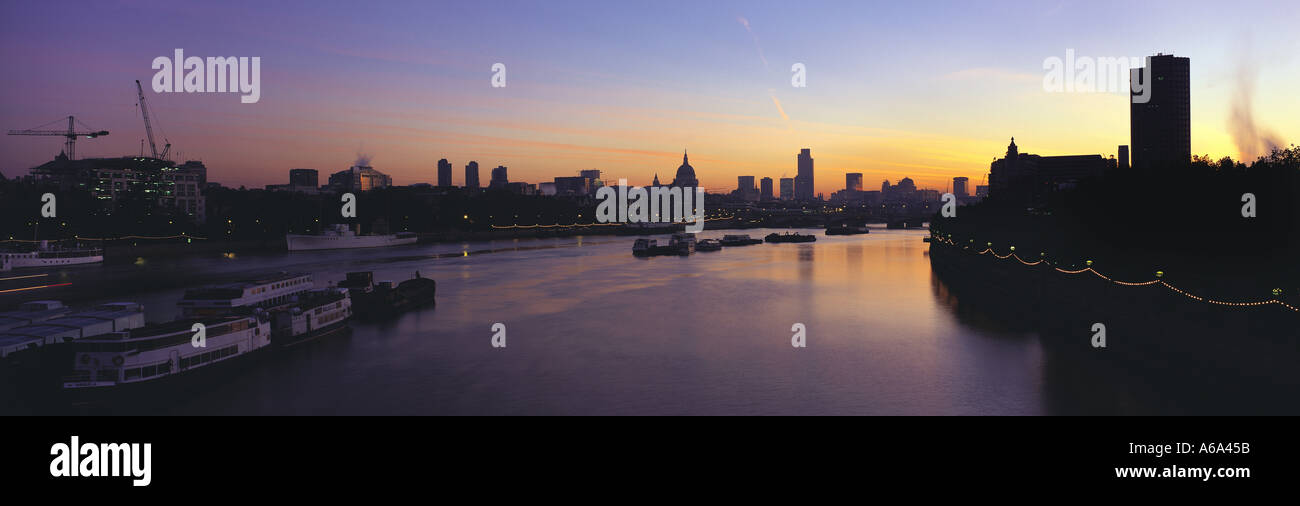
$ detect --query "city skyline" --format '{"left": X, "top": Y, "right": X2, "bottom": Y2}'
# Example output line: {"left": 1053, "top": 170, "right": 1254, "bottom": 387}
{"left": 1, "top": 1, "right": 1297, "bottom": 195}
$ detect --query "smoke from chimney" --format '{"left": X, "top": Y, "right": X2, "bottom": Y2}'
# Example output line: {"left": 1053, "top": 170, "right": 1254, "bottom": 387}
{"left": 1228, "top": 54, "right": 1284, "bottom": 162}
{"left": 354, "top": 153, "right": 372, "bottom": 168}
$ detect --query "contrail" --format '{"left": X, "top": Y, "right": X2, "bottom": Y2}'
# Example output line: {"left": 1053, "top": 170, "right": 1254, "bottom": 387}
{"left": 738, "top": 17, "right": 769, "bottom": 71}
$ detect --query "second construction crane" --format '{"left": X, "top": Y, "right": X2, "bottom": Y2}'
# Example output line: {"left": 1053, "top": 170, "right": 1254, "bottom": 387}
{"left": 135, "top": 79, "right": 171, "bottom": 161}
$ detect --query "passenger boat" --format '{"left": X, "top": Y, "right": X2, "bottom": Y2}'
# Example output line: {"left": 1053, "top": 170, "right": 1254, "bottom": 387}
{"left": 177, "top": 272, "right": 313, "bottom": 317}
{"left": 286, "top": 224, "right": 418, "bottom": 252}
{"left": 62, "top": 313, "right": 271, "bottom": 394}
{"left": 695, "top": 239, "right": 723, "bottom": 252}
{"left": 337, "top": 271, "right": 436, "bottom": 320}
{"left": 633, "top": 238, "right": 659, "bottom": 257}
{"left": 765, "top": 232, "right": 817, "bottom": 243}
{"left": 0, "top": 241, "right": 103, "bottom": 270}
{"left": 719, "top": 234, "right": 762, "bottom": 246}
{"left": 270, "top": 288, "right": 352, "bottom": 349}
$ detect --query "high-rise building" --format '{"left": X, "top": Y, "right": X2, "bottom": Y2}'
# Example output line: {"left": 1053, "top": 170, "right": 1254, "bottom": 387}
{"left": 437, "top": 159, "right": 452, "bottom": 187}
{"left": 795, "top": 148, "right": 814, "bottom": 200}
{"left": 1130, "top": 54, "right": 1190, "bottom": 169}
{"left": 952, "top": 176, "right": 969, "bottom": 198}
{"left": 779, "top": 177, "right": 795, "bottom": 201}
{"left": 465, "top": 161, "right": 480, "bottom": 189}
{"left": 1117, "top": 145, "right": 1130, "bottom": 170}
{"left": 490, "top": 166, "right": 508, "bottom": 188}
{"left": 328, "top": 165, "right": 391, "bottom": 192}
{"left": 845, "top": 173, "right": 863, "bottom": 192}
{"left": 760, "top": 177, "right": 774, "bottom": 201}
{"left": 289, "top": 168, "right": 318, "bottom": 188}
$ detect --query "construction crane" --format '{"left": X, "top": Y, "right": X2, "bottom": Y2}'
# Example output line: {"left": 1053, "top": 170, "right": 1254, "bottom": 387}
{"left": 135, "top": 79, "right": 171, "bottom": 160}
{"left": 7, "top": 116, "right": 109, "bottom": 160}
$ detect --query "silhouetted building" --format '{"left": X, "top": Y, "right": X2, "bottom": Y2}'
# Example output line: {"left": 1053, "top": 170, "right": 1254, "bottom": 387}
{"left": 490, "top": 165, "right": 508, "bottom": 189}
{"left": 670, "top": 150, "right": 699, "bottom": 188}
{"left": 328, "top": 165, "right": 392, "bottom": 192}
{"left": 736, "top": 175, "right": 757, "bottom": 201}
{"left": 1130, "top": 53, "right": 1190, "bottom": 169}
{"left": 554, "top": 176, "right": 591, "bottom": 197}
{"left": 975, "top": 184, "right": 989, "bottom": 198}
{"left": 290, "top": 168, "right": 318, "bottom": 188}
{"left": 505, "top": 182, "right": 535, "bottom": 195}
{"left": 953, "top": 176, "right": 968, "bottom": 198}
{"left": 846, "top": 173, "right": 863, "bottom": 192}
{"left": 760, "top": 177, "right": 774, "bottom": 201}
{"left": 896, "top": 177, "right": 916, "bottom": 193}
{"left": 437, "top": 159, "right": 452, "bottom": 187}
{"left": 989, "top": 137, "right": 1107, "bottom": 205}
{"left": 795, "top": 148, "right": 814, "bottom": 200}
{"left": 31, "top": 154, "right": 207, "bottom": 223}
{"left": 465, "top": 161, "right": 480, "bottom": 189}
{"left": 779, "top": 177, "right": 795, "bottom": 201}
{"left": 1117, "top": 145, "right": 1129, "bottom": 170}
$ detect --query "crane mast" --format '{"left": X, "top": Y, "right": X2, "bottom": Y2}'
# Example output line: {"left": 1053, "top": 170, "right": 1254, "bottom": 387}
{"left": 135, "top": 80, "right": 170, "bottom": 160}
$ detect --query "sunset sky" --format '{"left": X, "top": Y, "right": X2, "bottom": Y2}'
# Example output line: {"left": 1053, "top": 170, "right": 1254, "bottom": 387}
{"left": 1, "top": 0, "right": 1297, "bottom": 195}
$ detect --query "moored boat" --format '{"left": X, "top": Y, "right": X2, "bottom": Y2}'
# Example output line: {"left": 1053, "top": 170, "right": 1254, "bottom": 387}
{"left": 1, "top": 241, "right": 103, "bottom": 270}
{"left": 338, "top": 271, "right": 436, "bottom": 320}
{"left": 695, "top": 239, "right": 722, "bottom": 252}
{"left": 825, "top": 225, "right": 870, "bottom": 236}
{"left": 286, "top": 224, "right": 418, "bottom": 251}
{"left": 270, "top": 288, "right": 353, "bottom": 349}
{"left": 765, "top": 232, "right": 817, "bottom": 243}
{"left": 720, "top": 234, "right": 762, "bottom": 246}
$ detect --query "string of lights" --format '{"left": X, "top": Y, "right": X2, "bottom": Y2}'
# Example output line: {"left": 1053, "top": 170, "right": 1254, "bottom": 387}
{"left": 930, "top": 235, "right": 1298, "bottom": 313}
{"left": 490, "top": 215, "right": 735, "bottom": 229}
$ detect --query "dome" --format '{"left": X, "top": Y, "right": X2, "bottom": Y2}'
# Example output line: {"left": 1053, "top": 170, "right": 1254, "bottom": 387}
{"left": 670, "top": 150, "right": 699, "bottom": 187}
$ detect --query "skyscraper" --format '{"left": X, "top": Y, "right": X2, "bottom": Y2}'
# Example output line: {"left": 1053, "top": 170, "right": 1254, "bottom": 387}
{"left": 845, "top": 173, "right": 863, "bottom": 192}
{"left": 289, "top": 168, "right": 318, "bottom": 189}
{"left": 779, "top": 177, "right": 794, "bottom": 201}
{"left": 437, "top": 159, "right": 452, "bottom": 187}
{"left": 1117, "top": 145, "right": 1130, "bottom": 170}
{"left": 760, "top": 177, "right": 774, "bottom": 201}
{"left": 952, "top": 176, "right": 968, "bottom": 198}
{"left": 490, "top": 165, "right": 508, "bottom": 188}
{"left": 465, "top": 161, "right": 480, "bottom": 189}
{"left": 1130, "top": 54, "right": 1190, "bottom": 169}
{"left": 795, "top": 149, "right": 814, "bottom": 200}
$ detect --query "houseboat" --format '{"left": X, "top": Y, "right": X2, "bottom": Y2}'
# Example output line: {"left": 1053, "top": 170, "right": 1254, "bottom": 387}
{"left": 62, "top": 313, "right": 271, "bottom": 393}
{"left": 337, "top": 271, "right": 436, "bottom": 320}
{"left": 765, "top": 232, "right": 817, "bottom": 243}
{"left": 177, "top": 272, "right": 313, "bottom": 317}
{"left": 270, "top": 288, "right": 353, "bottom": 348}
{"left": 720, "top": 234, "right": 762, "bottom": 247}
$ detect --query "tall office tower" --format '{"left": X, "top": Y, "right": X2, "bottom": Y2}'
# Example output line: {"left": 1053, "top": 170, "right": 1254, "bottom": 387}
{"left": 737, "top": 175, "right": 755, "bottom": 192}
{"left": 795, "top": 148, "right": 814, "bottom": 200}
{"left": 289, "top": 168, "right": 318, "bottom": 188}
{"left": 1130, "top": 54, "right": 1190, "bottom": 169}
{"left": 437, "top": 158, "right": 452, "bottom": 187}
{"left": 952, "top": 176, "right": 968, "bottom": 198}
{"left": 846, "top": 173, "right": 863, "bottom": 192}
{"left": 779, "top": 177, "right": 795, "bottom": 201}
{"left": 465, "top": 161, "right": 480, "bottom": 189}
{"left": 760, "top": 177, "right": 774, "bottom": 201}
{"left": 1117, "top": 145, "right": 1130, "bottom": 170}
{"left": 490, "top": 165, "right": 508, "bottom": 188}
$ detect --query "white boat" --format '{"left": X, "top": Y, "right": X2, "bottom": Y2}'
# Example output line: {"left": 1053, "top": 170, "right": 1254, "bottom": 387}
{"left": 270, "top": 288, "right": 352, "bottom": 348}
{"left": 62, "top": 313, "right": 270, "bottom": 391}
{"left": 177, "top": 272, "right": 313, "bottom": 318}
{"left": 1, "top": 241, "right": 103, "bottom": 269}
{"left": 285, "top": 224, "right": 418, "bottom": 251}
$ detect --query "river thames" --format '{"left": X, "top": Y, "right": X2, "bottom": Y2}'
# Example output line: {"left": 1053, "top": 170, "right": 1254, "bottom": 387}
{"left": 5, "top": 227, "right": 1147, "bottom": 415}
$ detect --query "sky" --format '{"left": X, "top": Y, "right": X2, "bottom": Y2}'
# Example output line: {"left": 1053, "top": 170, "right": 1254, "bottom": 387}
{"left": 1, "top": 0, "right": 1297, "bottom": 195}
